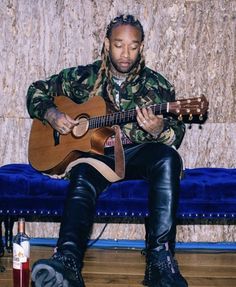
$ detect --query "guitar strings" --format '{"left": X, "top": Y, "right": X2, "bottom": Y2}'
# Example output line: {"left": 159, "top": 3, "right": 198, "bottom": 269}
{"left": 88, "top": 103, "right": 168, "bottom": 128}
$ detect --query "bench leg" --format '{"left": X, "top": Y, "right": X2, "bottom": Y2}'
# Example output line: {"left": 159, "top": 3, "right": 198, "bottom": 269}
{"left": 4, "top": 216, "right": 14, "bottom": 253}
{"left": 0, "top": 220, "right": 6, "bottom": 272}
{"left": 0, "top": 220, "right": 4, "bottom": 257}
{"left": 141, "top": 216, "right": 149, "bottom": 256}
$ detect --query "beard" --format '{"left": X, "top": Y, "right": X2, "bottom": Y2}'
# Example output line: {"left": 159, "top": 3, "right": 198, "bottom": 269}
{"left": 109, "top": 52, "right": 140, "bottom": 74}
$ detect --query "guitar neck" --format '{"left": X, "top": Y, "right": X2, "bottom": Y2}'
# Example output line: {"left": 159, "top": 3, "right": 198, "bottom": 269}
{"left": 89, "top": 102, "right": 169, "bottom": 128}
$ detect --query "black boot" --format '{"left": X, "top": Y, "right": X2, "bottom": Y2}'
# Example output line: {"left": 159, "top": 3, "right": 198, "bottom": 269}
{"left": 31, "top": 250, "right": 85, "bottom": 287}
{"left": 143, "top": 243, "right": 188, "bottom": 287}
{"left": 31, "top": 163, "right": 110, "bottom": 287}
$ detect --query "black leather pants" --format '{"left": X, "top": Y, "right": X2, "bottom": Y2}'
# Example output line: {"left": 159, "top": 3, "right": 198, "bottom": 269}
{"left": 56, "top": 163, "right": 110, "bottom": 261}
{"left": 123, "top": 143, "right": 182, "bottom": 251}
{"left": 56, "top": 142, "right": 182, "bottom": 260}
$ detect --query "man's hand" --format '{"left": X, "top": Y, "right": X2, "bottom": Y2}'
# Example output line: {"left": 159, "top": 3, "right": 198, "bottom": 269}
{"left": 136, "top": 106, "right": 164, "bottom": 139}
{"left": 44, "top": 107, "right": 78, "bottom": 134}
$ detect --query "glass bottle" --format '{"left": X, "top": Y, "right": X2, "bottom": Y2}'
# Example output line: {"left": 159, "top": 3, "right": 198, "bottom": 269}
{"left": 13, "top": 218, "right": 30, "bottom": 287}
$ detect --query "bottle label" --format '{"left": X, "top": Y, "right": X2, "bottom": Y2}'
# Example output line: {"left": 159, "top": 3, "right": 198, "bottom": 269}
{"left": 13, "top": 242, "right": 30, "bottom": 269}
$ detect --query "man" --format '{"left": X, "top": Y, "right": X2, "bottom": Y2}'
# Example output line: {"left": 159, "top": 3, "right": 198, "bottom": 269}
{"left": 27, "top": 14, "right": 187, "bottom": 287}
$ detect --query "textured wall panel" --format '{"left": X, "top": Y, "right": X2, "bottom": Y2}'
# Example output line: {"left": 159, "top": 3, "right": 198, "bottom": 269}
{"left": 1, "top": 0, "right": 235, "bottom": 241}
{"left": 0, "top": 0, "right": 235, "bottom": 166}
{"left": 12, "top": 222, "right": 236, "bottom": 243}
{"left": 179, "top": 123, "right": 236, "bottom": 168}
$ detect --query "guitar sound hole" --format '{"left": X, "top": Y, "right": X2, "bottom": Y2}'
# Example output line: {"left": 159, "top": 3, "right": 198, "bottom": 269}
{"left": 72, "top": 116, "right": 89, "bottom": 138}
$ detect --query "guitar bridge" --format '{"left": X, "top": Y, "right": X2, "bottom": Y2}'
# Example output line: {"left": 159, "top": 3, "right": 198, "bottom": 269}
{"left": 53, "top": 130, "right": 60, "bottom": 146}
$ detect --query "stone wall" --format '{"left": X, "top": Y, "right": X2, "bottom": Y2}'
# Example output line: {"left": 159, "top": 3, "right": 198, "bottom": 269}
{"left": 1, "top": 0, "right": 235, "bottom": 242}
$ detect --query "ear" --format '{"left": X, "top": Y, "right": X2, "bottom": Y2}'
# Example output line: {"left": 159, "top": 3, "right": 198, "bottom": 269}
{"left": 139, "top": 42, "right": 144, "bottom": 53}
{"left": 104, "top": 38, "right": 110, "bottom": 52}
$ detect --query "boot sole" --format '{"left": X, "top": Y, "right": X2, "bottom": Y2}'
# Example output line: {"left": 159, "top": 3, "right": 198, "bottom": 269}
{"left": 31, "top": 260, "right": 69, "bottom": 287}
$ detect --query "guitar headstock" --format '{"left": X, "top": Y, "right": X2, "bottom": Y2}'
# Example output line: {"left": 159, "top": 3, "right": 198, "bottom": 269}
{"left": 169, "top": 95, "right": 209, "bottom": 121}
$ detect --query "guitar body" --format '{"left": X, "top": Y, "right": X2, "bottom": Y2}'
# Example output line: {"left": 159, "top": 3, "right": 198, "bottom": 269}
{"left": 28, "top": 94, "right": 209, "bottom": 175}
{"left": 28, "top": 96, "right": 114, "bottom": 174}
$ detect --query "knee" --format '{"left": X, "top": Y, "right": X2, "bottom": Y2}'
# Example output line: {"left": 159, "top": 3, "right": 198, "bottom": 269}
{"left": 69, "top": 163, "right": 109, "bottom": 199}
{"left": 150, "top": 144, "right": 182, "bottom": 177}
{"left": 68, "top": 164, "right": 97, "bottom": 203}
{"left": 163, "top": 146, "right": 182, "bottom": 170}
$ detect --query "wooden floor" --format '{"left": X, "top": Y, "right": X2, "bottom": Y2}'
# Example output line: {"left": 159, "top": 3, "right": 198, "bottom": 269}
{"left": 0, "top": 246, "right": 236, "bottom": 286}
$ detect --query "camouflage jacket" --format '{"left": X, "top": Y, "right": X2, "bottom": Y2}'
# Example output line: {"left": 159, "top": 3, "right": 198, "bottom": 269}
{"left": 27, "top": 60, "right": 185, "bottom": 148}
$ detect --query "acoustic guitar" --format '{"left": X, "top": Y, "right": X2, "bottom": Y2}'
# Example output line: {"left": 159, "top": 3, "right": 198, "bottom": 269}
{"left": 28, "top": 95, "right": 209, "bottom": 174}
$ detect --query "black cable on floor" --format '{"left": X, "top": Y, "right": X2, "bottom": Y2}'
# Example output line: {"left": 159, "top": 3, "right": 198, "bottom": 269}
{"left": 88, "top": 223, "right": 108, "bottom": 248}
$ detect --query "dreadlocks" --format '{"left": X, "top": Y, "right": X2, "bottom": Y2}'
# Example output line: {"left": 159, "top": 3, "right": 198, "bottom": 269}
{"left": 90, "top": 15, "right": 146, "bottom": 107}
{"left": 105, "top": 14, "right": 144, "bottom": 41}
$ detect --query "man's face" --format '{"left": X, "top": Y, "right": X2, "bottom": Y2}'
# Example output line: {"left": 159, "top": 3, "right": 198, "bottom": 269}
{"left": 105, "top": 24, "right": 143, "bottom": 74}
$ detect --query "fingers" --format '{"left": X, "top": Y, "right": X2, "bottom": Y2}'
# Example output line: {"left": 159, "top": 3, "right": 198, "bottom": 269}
{"left": 60, "top": 117, "right": 78, "bottom": 134}
{"left": 45, "top": 107, "right": 79, "bottom": 135}
{"left": 136, "top": 106, "right": 146, "bottom": 127}
{"left": 64, "top": 114, "right": 79, "bottom": 128}
{"left": 136, "top": 106, "right": 161, "bottom": 126}
{"left": 136, "top": 107, "right": 150, "bottom": 128}
{"left": 136, "top": 106, "right": 164, "bottom": 138}
{"left": 56, "top": 114, "right": 78, "bottom": 134}
{"left": 66, "top": 114, "right": 79, "bottom": 125}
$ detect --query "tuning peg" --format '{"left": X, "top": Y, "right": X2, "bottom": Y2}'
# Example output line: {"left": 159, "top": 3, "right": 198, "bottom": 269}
{"left": 189, "top": 114, "right": 193, "bottom": 121}
{"left": 178, "top": 114, "right": 183, "bottom": 121}
{"left": 199, "top": 114, "right": 203, "bottom": 121}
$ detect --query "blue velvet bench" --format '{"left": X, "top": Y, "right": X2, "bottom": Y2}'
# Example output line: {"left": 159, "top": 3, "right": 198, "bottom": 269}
{"left": 0, "top": 163, "right": 236, "bottom": 254}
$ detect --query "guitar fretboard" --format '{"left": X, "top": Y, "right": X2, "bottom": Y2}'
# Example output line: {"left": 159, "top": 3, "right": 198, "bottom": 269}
{"left": 89, "top": 103, "right": 169, "bottom": 128}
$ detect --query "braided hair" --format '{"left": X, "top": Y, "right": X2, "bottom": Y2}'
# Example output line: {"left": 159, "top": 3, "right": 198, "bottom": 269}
{"left": 90, "top": 15, "right": 145, "bottom": 106}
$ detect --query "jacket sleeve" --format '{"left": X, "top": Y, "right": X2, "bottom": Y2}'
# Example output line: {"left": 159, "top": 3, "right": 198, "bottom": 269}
{"left": 122, "top": 75, "right": 186, "bottom": 149}
{"left": 26, "top": 66, "right": 92, "bottom": 121}
{"left": 26, "top": 74, "right": 63, "bottom": 120}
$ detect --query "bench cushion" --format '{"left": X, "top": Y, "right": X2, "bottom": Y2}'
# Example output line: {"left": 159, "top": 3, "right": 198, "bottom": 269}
{"left": 0, "top": 164, "right": 235, "bottom": 219}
